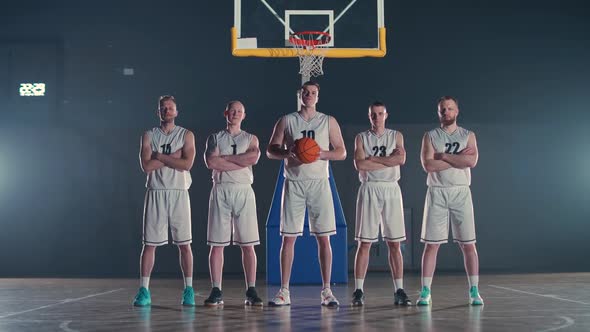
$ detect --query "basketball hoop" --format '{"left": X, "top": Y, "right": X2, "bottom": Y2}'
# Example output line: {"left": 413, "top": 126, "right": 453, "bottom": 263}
{"left": 288, "top": 31, "right": 332, "bottom": 81}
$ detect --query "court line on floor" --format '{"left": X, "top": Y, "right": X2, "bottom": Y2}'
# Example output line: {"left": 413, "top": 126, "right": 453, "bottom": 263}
{"left": 59, "top": 320, "right": 78, "bottom": 332}
{"left": 489, "top": 285, "right": 589, "bottom": 305}
{"left": 537, "top": 316, "right": 575, "bottom": 332}
{"left": 0, "top": 288, "right": 124, "bottom": 319}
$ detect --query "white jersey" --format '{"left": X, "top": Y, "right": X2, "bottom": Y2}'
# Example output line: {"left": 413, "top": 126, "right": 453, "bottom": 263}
{"left": 209, "top": 130, "right": 254, "bottom": 185}
{"left": 283, "top": 111, "right": 330, "bottom": 181}
{"left": 426, "top": 127, "right": 471, "bottom": 187}
{"left": 358, "top": 129, "right": 400, "bottom": 183}
{"left": 145, "top": 126, "right": 192, "bottom": 190}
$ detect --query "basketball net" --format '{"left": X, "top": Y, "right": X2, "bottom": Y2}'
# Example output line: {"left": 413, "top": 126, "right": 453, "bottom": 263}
{"left": 289, "top": 31, "right": 332, "bottom": 82}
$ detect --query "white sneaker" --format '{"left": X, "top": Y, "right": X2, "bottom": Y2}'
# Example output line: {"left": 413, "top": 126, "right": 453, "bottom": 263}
{"left": 269, "top": 287, "right": 291, "bottom": 306}
{"left": 321, "top": 288, "right": 339, "bottom": 307}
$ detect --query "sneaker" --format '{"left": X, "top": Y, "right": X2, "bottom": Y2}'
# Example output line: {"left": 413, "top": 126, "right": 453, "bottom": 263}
{"left": 469, "top": 286, "right": 484, "bottom": 305}
{"left": 245, "top": 287, "right": 263, "bottom": 306}
{"left": 321, "top": 288, "right": 339, "bottom": 307}
{"left": 181, "top": 286, "right": 195, "bottom": 306}
{"left": 204, "top": 287, "right": 224, "bottom": 306}
{"left": 394, "top": 288, "right": 412, "bottom": 306}
{"left": 416, "top": 286, "right": 431, "bottom": 306}
{"left": 268, "top": 287, "right": 291, "bottom": 306}
{"left": 133, "top": 287, "right": 151, "bottom": 307}
{"left": 351, "top": 289, "right": 364, "bottom": 306}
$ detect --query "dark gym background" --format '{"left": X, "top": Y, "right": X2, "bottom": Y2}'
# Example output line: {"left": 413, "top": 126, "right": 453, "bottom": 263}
{"left": 0, "top": 0, "right": 588, "bottom": 278}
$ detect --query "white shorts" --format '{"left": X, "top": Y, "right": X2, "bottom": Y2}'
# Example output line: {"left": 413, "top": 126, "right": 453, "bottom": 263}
{"left": 143, "top": 189, "right": 192, "bottom": 246}
{"left": 421, "top": 186, "right": 476, "bottom": 244}
{"left": 355, "top": 181, "right": 406, "bottom": 243}
{"left": 281, "top": 178, "right": 336, "bottom": 237}
{"left": 207, "top": 183, "right": 260, "bottom": 247}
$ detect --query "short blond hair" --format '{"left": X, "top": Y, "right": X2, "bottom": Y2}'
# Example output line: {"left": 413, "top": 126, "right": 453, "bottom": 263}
{"left": 158, "top": 95, "right": 176, "bottom": 109}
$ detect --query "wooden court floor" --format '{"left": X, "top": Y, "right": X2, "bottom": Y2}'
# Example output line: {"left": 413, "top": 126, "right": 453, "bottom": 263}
{"left": 1, "top": 272, "right": 589, "bottom": 331}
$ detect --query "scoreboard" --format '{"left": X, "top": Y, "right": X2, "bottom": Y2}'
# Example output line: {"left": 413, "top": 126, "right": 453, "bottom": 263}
{"left": 0, "top": 41, "right": 59, "bottom": 123}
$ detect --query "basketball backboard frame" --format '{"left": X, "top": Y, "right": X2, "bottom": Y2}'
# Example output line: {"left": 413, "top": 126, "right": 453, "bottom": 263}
{"left": 232, "top": 0, "right": 386, "bottom": 58}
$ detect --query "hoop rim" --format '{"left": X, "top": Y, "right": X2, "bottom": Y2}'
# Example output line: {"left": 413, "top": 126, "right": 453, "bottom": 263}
{"left": 289, "top": 31, "right": 332, "bottom": 47}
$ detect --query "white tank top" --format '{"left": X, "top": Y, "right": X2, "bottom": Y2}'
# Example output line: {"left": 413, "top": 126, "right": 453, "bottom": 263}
{"left": 283, "top": 111, "right": 330, "bottom": 181}
{"left": 145, "top": 126, "right": 192, "bottom": 190}
{"left": 210, "top": 130, "right": 254, "bottom": 184}
{"left": 426, "top": 127, "right": 471, "bottom": 187}
{"left": 358, "top": 129, "right": 400, "bottom": 183}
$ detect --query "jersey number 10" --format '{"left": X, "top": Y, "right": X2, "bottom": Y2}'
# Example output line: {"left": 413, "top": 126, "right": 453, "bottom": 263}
{"left": 300, "top": 130, "right": 315, "bottom": 139}
{"left": 161, "top": 144, "right": 172, "bottom": 155}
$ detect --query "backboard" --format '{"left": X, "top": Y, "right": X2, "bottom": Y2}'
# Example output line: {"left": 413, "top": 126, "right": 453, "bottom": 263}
{"left": 232, "top": 0, "right": 386, "bottom": 58}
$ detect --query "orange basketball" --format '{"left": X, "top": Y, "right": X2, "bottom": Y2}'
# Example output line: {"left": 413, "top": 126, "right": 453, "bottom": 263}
{"left": 294, "top": 137, "right": 320, "bottom": 163}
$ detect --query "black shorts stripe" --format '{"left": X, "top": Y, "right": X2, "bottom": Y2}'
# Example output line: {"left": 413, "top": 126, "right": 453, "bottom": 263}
{"left": 421, "top": 238, "right": 448, "bottom": 243}
{"left": 310, "top": 229, "right": 336, "bottom": 235}
{"left": 143, "top": 239, "right": 168, "bottom": 245}
{"left": 207, "top": 240, "right": 231, "bottom": 244}
{"left": 454, "top": 238, "right": 476, "bottom": 243}
{"left": 383, "top": 235, "right": 406, "bottom": 240}
{"left": 355, "top": 236, "right": 379, "bottom": 241}
{"left": 234, "top": 240, "right": 261, "bottom": 245}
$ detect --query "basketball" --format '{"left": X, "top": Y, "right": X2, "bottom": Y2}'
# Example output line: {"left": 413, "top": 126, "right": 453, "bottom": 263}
{"left": 294, "top": 137, "right": 320, "bottom": 163}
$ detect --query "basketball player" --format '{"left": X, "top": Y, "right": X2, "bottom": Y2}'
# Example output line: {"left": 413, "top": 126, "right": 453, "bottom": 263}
{"left": 352, "top": 101, "right": 411, "bottom": 306}
{"left": 267, "top": 81, "right": 347, "bottom": 307}
{"left": 203, "top": 101, "right": 263, "bottom": 306}
{"left": 417, "top": 96, "right": 483, "bottom": 306}
{"left": 133, "top": 95, "right": 196, "bottom": 307}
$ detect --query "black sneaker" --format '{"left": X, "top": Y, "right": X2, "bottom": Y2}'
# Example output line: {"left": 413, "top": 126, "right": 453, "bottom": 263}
{"left": 204, "top": 287, "right": 224, "bottom": 306}
{"left": 245, "top": 287, "right": 263, "bottom": 306}
{"left": 394, "top": 288, "right": 412, "bottom": 306}
{"left": 351, "top": 289, "right": 365, "bottom": 306}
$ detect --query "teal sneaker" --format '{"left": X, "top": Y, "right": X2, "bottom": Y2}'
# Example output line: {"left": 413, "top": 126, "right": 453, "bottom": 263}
{"left": 469, "top": 286, "right": 484, "bottom": 305}
{"left": 182, "top": 286, "right": 196, "bottom": 306}
{"left": 416, "top": 286, "right": 431, "bottom": 306}
{"left": 133, "top": 287, "right": 151, "bottom": 307}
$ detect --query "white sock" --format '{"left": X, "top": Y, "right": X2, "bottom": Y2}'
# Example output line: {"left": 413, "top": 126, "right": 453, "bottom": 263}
{"left": 212, "top": 281, "right": 221, "bottom": 290}
{"left": 468, "top": 275, "right": 479, "bottom": 288}
{"left": 422, "top": 277, "right": 432, "bottom": 289}
{"left": 394, "top": 278, "right": 403, "bottom": 291}
{"left": 322, "top": 283, "right": 331, "bottom": 290}
{"left": 184, "top": 277, "right": 192, "bottom": 288}
{"left": 141, "top": 277, "right": 150, "bottom": 289}
{"left": 281, "top": 284, "right": 289, "bottom": 291}
{"left": 355, "top": 279, "right": 365, "bottom": 291}
{"left": 247, "top": 282, "right": 255, "bottom": 289}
